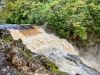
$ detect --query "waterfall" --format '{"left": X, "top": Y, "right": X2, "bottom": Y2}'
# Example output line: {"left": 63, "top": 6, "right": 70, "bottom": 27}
{"left": 8, "top": 25, "right": 100, "bottom": 75}
{"left": 79, "top": 46, "right": 100, "bottom": 73}
{"left": 0, "top": 24, "right": 99, "bottom": 75}
{"left": 9, "top": 26, "right": 78, "bottom": 55}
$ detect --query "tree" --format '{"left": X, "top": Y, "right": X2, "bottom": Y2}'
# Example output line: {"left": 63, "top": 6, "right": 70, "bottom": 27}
{"left": 0, "top": 0, "right": 100, "bottom": 41}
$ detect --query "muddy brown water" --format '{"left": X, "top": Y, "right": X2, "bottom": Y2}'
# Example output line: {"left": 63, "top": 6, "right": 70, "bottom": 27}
{"left": 0, "top": 24, "right": 100, "bottom": 75}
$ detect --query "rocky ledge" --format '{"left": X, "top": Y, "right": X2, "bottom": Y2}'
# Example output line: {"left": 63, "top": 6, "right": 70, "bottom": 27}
{"left": 0, "top": 29, "right": 68, "bottom": 75}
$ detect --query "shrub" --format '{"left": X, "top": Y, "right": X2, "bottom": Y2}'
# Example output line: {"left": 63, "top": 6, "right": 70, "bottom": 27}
{"left": 0, "top": 0, "right": 100, "bottom": 41}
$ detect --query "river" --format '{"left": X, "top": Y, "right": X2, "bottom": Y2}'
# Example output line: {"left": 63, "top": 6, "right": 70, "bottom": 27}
{"left": 0, "top": 24, "right": 100, "bottom": 75}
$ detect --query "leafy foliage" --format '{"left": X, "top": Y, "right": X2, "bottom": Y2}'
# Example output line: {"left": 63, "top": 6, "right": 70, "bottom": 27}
{"left": 0, "top": 0, "right": 100, "bottom": 41}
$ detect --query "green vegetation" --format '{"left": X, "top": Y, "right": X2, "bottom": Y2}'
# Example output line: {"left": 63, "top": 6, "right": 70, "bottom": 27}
{"left": 0, "top": 0, "right": 100, "bottom": 46}
{"left": 2, "top": 34, "right": 14, "bottom": 43}
{"left": 45, "top": 59, "right": 67, "bottom": 75}
{"left": 20, "top": 48, "right": 33, "bottom": 59}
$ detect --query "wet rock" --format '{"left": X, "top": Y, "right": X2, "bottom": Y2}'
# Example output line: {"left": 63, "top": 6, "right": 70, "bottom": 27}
{"left": 39, "top": 47, "right": 100, "bottom": 75}
{"left": 2, "top": 68, "right": 7, "bottom": 72}
{"left": 66, "top": 54, "right": 83, "bottom": 66}
{"left": 0, "top": 29, "right": 68, "bottom": 75}
{"left": 0, "top": 24, "right": 21, "bottom": 29}
{"left": 20, "top": 66, "right": 31, "bottom": 73}
{"left": 75, "top": 74, "right": 81, "bottom": 75}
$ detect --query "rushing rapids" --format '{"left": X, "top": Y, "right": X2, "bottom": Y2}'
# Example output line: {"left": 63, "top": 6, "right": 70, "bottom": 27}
{"left": 0, "top": 24, "right": 100, "bottom": 75}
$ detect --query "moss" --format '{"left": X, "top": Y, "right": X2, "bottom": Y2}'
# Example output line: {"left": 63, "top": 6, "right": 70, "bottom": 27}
{"left": 20, "top": 49, "right": 33, "bottom": 59}
{"left": 2, "top": 34, "right": 14, "bottom": 43}
{"left": 45, "top": 59, "right": 68, "bottom": 75}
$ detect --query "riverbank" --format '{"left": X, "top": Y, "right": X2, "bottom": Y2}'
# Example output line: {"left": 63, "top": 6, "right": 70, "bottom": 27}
{"left": 0, "top": 24, "right": 100, "bottom": 75}
{"left": 0, "top": 28, "right": 68, "bottom": 75}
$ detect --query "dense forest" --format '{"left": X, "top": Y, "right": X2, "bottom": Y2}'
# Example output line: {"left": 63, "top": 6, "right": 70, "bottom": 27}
{"left": 0, "top": 0, "right": 100, "bottom": 47}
